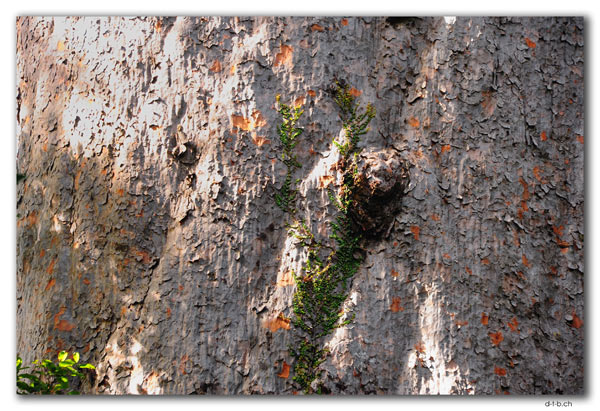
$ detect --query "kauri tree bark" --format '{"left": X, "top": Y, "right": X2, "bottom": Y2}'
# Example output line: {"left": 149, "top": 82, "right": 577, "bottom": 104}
{"left": 16, "top": 16, "right": 583, "bottom": 394}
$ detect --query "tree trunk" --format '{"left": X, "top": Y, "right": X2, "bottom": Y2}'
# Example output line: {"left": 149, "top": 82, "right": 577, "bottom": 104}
{"left": 16, "top": 16, "right": 584, "bottom": 395}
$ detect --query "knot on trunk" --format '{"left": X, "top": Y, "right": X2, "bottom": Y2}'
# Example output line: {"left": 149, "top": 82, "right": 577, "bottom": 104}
{"left": 349, "top": 149, "right": 411, "bottom": 239}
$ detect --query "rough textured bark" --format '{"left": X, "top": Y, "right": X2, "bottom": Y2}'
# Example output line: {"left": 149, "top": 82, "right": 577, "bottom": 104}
{"left": 16, "top": 16, "right": 584, "bottom": 395}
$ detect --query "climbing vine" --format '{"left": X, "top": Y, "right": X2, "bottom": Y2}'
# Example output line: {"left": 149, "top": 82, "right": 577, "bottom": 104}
{"left": 274, "top": 82, "right": 375, "bottom": 394}
{"left": 274, "top": 95, "right": 304, "bottom": 214}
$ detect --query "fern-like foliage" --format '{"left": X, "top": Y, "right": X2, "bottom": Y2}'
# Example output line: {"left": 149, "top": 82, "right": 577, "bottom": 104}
{"left": 274, "top": 95, "right": 304, "bottom": 214}
{"left": 283, "top": 82, "right": 375, "bottom": 394}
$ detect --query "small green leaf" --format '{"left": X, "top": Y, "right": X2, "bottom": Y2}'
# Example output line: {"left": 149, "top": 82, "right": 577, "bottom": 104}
{"left": 17, "top": 381, "right": 35, "bottom": 393}
{"left": 72, "top": 352, "right": 80, "bottom": 363}
{"left": 59, "top": 359, "right": 75, "bottom": 367}
{"left": 18, "top": 373, "right": 40, "bottom": 382}
{"left": 79, "top": 363, "right": 96, "bottom": 370}
{"left": 58, "top": 351, "right": 68, "bottom": 362}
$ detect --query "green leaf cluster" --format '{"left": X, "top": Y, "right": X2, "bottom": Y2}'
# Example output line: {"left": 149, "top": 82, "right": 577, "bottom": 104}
{"left": 17, "top": 351, "right": 95, "bottom": 395}
{"left": 332, "top": 81, "right": 375, "bottom": 157}
{"left": 273, "top": 84, "right": 375, "bottom": 394}
{"left": 274, "top": 95, "right": 304, "bottom": 214}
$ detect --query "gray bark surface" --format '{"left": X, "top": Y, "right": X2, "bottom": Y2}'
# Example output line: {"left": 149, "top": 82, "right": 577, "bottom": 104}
{"left": 16, "top": 16, "right": 584, "bottom": 395}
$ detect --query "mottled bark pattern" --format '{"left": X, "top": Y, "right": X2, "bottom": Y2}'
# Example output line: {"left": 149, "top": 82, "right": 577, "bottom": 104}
{"left": 16, "top": 16, "right": 583, "bottom": 395}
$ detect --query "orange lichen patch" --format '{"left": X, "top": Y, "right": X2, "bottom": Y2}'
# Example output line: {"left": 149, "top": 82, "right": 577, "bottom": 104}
{"left": 311, "top": 23, "right": 325, "bottom": 32}
{"left": 554, "top": 228, "right": 570, "bottom": 247}
{"left": 251, "top": 135, "right": 270, "bottom": 147}
{"left": 481, "top": 90, "right": 496, "bottom": 117}
{"left": 274, "top": 44, "right": 293, "bottom": 67}
{"left": 512, "top": 230, "right": 520, "bottom": 247}
{"left": 82, "top": 276, "right": 90, "bottom": 284}
{"left": 443, "top": 253, "right": 451, "bottom": 259}
{"left": 349, "top": 87, "right": 362, "bottom": 97}
{"left": 263, "top": 313, "right": 291, "bottom": 332}
{"left": 533, "top": 166, "right": 543, "bottom": 182}
{"left": 120, "top": 306, "right": 128, "bottom": 317}
{"left": 307, "top": 90, "right": 316, "bottom": 97}
{"left": 155, "top": 19, "right": 162, "bottom": 32}
{"left": 506, "top": 317, "right": 519, "bottom": 333}
{"left": 40, "top": 249, "right": 46, "bottom": 258}
{"left": 540, "top": 131, "right": 547, "bottom": 141}
{"left": 133, "top": 248, "right": 153, "bottom": 264}
{"left": 294, "top": 95, "right": 306, "bottom": 107}
{"left": 391, "top": 269, "right": 399, "bottom": 277}
{"left": 209, "top": 60, "right": 222, "bottom": 72}
{"left": 414, "top": 342, "right": 426, "bottom": 353}
{"left": 18, "top": 210, "right": 38, "bottom": 228}
{"left": 341, "top": 18, "right": 349, "bottom": 26}
{"left": 489, "top": 331, "right": 504, "bottom": 346}
{"left": 231, "top": 114, "right": 253, "bottom": 131}
{"left": 232, "top": 110, "right": 267, "bottom": 133}
{"left": 149, "top": 124, "right": 161, "bottom": 130}
{"left": 408, "top": 117, "right": 420, "bottom": 128}
{"left": 571, "top": 312, "right": 583, "bottom": 329}
{"left": 481, "top": 312, "right": 489, "bottom": 325}
{"left": 494, "top": 366, "right": 507, "bottom": 376}
{"left": 430, "top": 214, "right": 440, "bottom": 222}
{"left": 277, "top": 361, "right": 290, "bottom": 379}
{"left": 561, "top": 247, "right": 569, "bottom": 254}
{"left": 454, "top": 320, "right": 468, "bottom": 327}
{"left": 45, "top": 278, "right": 56, "bottom": 292}
{"left": 465, "top": 266, "right": 473, "bottom": 275}
{"left": 57, "top": 40, "right": 65, "bottom": 51}
{"left": 74, "top": 170, "right": 82, "bottom": 190}
{"left": 522, "top": 254, "right": 531, "bottom": 268}
{"left": 179, "top": 354, "right": 189, "bottom": 375}
{"left": 481, "top": 258, "right": 490, "bottom": 265}
{"left": 46, "top": 257, "right": 57, "bottom": 275}
{"left": 166, "top": 307, "right": 171, "bottom": 318}
{"left": 577, "top": 135, "right": 584, "bottom": 144}
{"left": 441, "top": 144, "right": 452, "bottom": 154}
{"left": 552, "top": 225, "right": 564, "bottom": 238}
{"left": 410, "top": 225, "right": 420, "bottom": 241}
{"left": 524, "top": 38, "right": 536, "bottom": 49}
{"left": 390, "top": 297, "right": 403, "bottom": 312}
{"left": 117, "top": 188, "right": 125, "bottom": 196}
{"left": 54, "top": 307, "right": 75, "bottom": 332}
{"left": 519, "top": 177, "right": 530, "bottom": 201}
{"left": 319, "top": 175, "right": 335, "bottom": 188}
{"left": 277, "top": 271, "right": 295, "bottom": 287}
